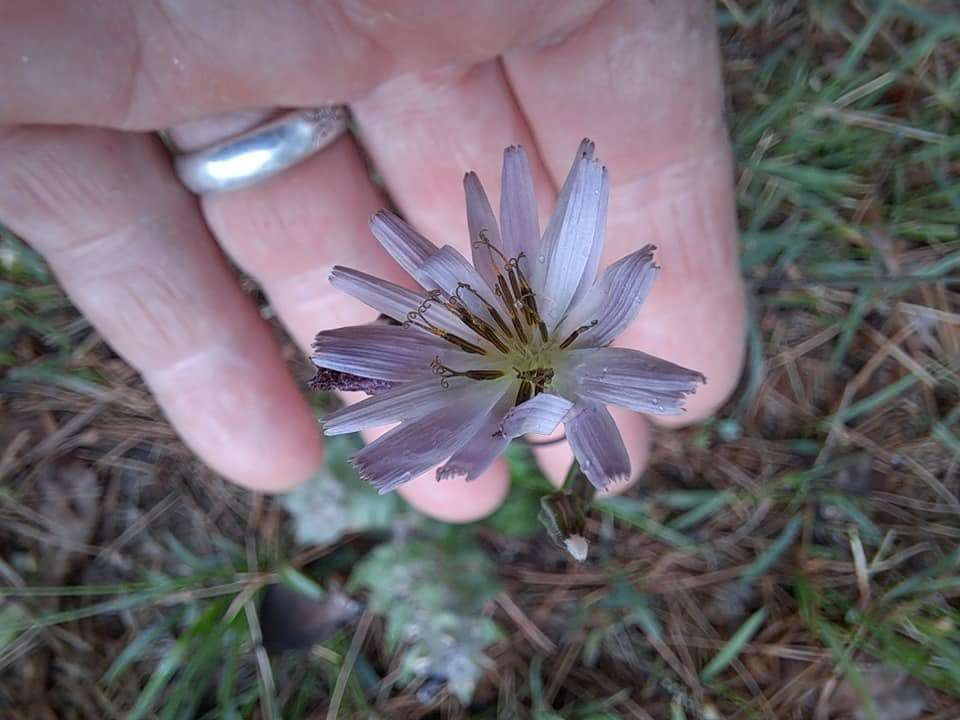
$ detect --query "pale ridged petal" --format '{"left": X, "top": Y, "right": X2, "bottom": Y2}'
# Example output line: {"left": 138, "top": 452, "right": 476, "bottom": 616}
{"left": 533, "top": 139, "right": 594, "bottom": 294}
{"left": 464, "top": 171, "right": 502, "bottom": 289}
{"left": 567, "top": 347, "right": 706, "bottom": 415}
{"left": 500, "top": 145, "right": 540, "bottom": 263}
{"left": 311, "top": 325, "right": 444, "bottom": 381}
{"left": 436, "top": 391, "right": 514, "bottom": 482}
{"left": 418, "top": 245, "right": 508, "bottom": 319}
{"left": 498, "top": 392, "right": 573, "bottom": 438}
{"left": 435, "top": 390, "right": 573, "bottom": 482}
{"left": 329, "top": 266, "right": 489, "bottom": 349}
{"left": 323, "top": 375, "right": 493, "bottom": 436}
{"left": 351, "top": 381, "right": 507, "bottom": 492}
{"left": 569, "top": 156, "right": 609, "bottom": 308}
{"left": 537, "top": 143, "right": 608, "bottom": 328}
{"left": 564, "top": 402, "right": 630, "bottom": 490}
{"left": 556, "top": 245, "right": 658, "bottom": 349}
{"left": 368, "top": 210, "right": 439, "bottom": 287}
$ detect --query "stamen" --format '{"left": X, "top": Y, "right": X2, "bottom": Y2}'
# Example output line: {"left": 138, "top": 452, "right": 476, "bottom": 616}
{"left": 405, "top": 311, "right": 488, "bottom": 355}
{"left": 559, "top": 320, "right": 599, "bottom": 349}
{"left": 451, "top": 305, "right": 511, "bottom": 354}
{"left": 537, "top": 319, "right": 549, "bottom": 343}
{"left": 494, "top": 276, "right": 529, "bottom": 344}
{"left": 431, "top": 356, "right": 505, "bottom": 388}
{"left": 472, "top": 230, "right": 509, "bottom": 265}
{"left": 516, "top": 367, "right": 555, "bottom": 390}
{"left": 441, "top": 332, "right": 489, "bottom": 355}
{"left": 515, "top": 380, "right": 533, "bottom": 406}
{"left": 507, "top": 254, "right": 549, "bottom": 343}
{"left": 456, "top": 282, "right": 514, "bottom": 342}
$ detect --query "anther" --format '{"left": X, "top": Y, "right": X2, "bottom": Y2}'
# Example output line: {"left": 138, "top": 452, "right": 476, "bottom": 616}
{"left": 559, "top": 320, "right": 599, "bottom": 349}
{"left": 472, "top": 230, "right": 509, "bottom": 264}
{"left": 431, "top": 356, "right": 504, "bottom": 388}
{"left": 457, "top": 282, "right": 514, "bottom": 342}
{"left": 405, "top": 302, "right": 488, "bottom": 355}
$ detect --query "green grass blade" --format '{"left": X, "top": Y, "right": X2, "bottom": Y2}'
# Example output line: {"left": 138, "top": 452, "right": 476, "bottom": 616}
{"left": 741, "top": 516, "right": 803, "bottom": 588}
{"left": 700, "top": 607, "right": 768, "bottom": 682}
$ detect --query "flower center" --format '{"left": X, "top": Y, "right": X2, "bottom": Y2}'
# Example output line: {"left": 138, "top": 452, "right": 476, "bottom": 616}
{"left": 408, "top": 234, "right": 596, "bottom": 405}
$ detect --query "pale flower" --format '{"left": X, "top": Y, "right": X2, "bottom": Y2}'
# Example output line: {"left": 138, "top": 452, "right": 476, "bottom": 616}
{"left": 311, "top": 140, "right": 705, "bottom": 493}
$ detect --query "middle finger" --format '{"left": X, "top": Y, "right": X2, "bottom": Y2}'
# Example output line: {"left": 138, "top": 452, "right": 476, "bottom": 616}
{"left": 352, "top": 60, "right": 652, "bottom": 489}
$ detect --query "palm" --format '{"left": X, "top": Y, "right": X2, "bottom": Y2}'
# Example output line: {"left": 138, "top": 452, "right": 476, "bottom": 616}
{"left": 0, "top": 1, "right": 744, "bottom": 521}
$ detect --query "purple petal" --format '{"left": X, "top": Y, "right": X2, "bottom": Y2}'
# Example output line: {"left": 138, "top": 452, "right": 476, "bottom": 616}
{"left": 435, "top": 390, "right": 575, "bottom": 482}
{"left": 323, "top": 375, "right": 505, "bottom": 436}
{"left": 498, "top": 392, "right": 573, "bottom": 437}
{"left": 500, "top": 145, "right": 540, "bottom": 263}
{"left": 536, "top": 142, "right": 609, "bottom": 327}
{"left": 351, "top": 383, "right": 505, "bottom": 492}
{"left": 564, "top": 402, "right": 630, "bottom": 490}
{"left": 436, "top": 392, "right": 513, "bottom": 482}
{"left": 567, "top": 347, "right": 706, "bottom": 415}
{"left": 556, "top": 245, "right": 658, "bottom": 349}
{"left": 464, "top": 171, "right": 502, "bottom": 288}
{"left": 368, "top": 210, "right": 439, "bottom": 287}
{"left": 533, "top": 138, "right": 593, "bottom": 294}
{"left": 329, "top": 266, "right": 489, "bottom": 349}
{"left": 569, "top": 155, "right": 609, "bottom": 308}
{"left": 311, "top": 324, "right": 444, "bottom": 381}
{"left": 418, "top": 245, "right": 507, "bottom": 319}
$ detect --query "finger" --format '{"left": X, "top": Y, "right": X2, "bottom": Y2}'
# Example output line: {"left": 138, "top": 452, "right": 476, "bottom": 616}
{"left": 171, "top": 113, "right": 506, "bottom": 521}
{"left": 535, "top": 407, "right": 651, "bottom": 494}
{"left": 0, "top": 1, "right": 603, "bottom": 129}
{"left": 504, "top": 0, "right": 747, "bottom": 426}
{"left": 352, "top": 61, "right": 561, "bottom": 247}
{"left": 0, "top": 126, "right": 322, "bottom": 491}
{"left": 169, "top": 124, "right": 404, "bottom": 351}
{"left": 352, "top": 60, "right": 654, "bottom": 496}
{"left": 351, "top": 61, "right": 569, "bottom": 515}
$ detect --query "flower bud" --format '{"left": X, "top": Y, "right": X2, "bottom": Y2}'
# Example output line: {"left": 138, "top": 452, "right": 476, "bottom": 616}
{"left": 538, "top": 491, "right": 590, "bottom": 562}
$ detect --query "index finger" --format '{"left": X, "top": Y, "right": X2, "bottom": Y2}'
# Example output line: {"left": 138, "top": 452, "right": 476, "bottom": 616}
{"left": 0, "top": 0, "right": 603, "bottom": 129}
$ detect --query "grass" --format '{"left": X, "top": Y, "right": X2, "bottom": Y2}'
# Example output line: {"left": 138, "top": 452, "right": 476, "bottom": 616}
{"left": 2, "top": 1, "right": 959, "bottom": 718}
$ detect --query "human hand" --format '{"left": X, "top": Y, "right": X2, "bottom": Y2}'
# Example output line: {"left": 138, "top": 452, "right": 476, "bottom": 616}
{"left": 0, "top": 1, "right": 745, "bottom": 521}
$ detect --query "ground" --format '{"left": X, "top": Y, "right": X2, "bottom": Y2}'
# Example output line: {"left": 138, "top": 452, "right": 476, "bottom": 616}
{"left": 1, "top": 2, "right": 959, "bottom": 719}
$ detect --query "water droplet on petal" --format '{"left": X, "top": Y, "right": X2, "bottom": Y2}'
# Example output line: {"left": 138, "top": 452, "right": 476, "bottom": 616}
{"left": 657, "top": 404, "right": 665, "bottom": 412}
{"left": 581, "top": 459, "right": 592, "bottom": 469}
{"left": 537, "top": 255, "right": 545, "bottom": 264}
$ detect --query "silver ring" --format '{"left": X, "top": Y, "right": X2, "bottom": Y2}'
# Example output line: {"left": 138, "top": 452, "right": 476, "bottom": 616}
{"left": 173, "top": 107, "right": 348, "bottom": 194}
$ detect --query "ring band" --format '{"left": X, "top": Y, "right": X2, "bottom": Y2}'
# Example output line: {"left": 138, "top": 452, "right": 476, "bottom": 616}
{"left": 173, "top": 107, "right": 348, "bottom": 194}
